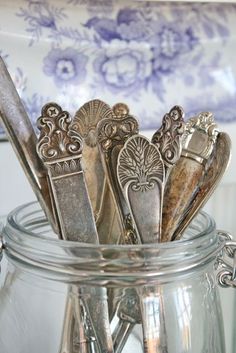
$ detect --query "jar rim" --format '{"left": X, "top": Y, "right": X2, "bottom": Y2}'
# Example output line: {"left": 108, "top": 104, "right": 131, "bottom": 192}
{"left": 2, "top": 202, "right": 222, "bottom": 286}
{"left": 5, "top": 201, "right": 215, "bottom": 250}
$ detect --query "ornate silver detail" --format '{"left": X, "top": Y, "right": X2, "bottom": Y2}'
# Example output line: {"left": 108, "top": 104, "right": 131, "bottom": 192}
{"left": 69, "top": 99, "right": 121, "bottom": 245}
{"left": 70, "top": 99, "right": 113, "bottom": 148}
{"left": 182, "top": 111, "right": 219, "bottom": 161}
{"left": 117, "top": 289, "right": 141, "bottom": 324}
{"left": 97, "top": 105, "right": 139, "bottom": 152}
{"left": 36, "top": 102, "right": 98, "bottom": 243}
{"left": 124, "top": 214, "right": 139, "bottom": 245}
{"left": 117, "top": 135, "right": 165, "bottom": 244}
{"left": 97, "top": 103, "right": 139, "bottom": 244}
{"left": 152, "top": 105, "right": 185, "bottom": 170}
{"left": 118, "top": 135, "right": 165, "bottom": 192}
{"left": 112, "top": 288, "right": 141, "bottom": 352}
{"left": 185, "top": 111, "right": 215, "bottom": 132}
{"left": 47, "top": 158, "right": 82, "bottom": 179}
{"left": 37, "top": 102, "right": 82, "bottom": 161}
{"left": 216, "top": 232, "right": 236, "bottom": 289}
{"left": 112, "top": 102, "right": 130, "bottom": 119}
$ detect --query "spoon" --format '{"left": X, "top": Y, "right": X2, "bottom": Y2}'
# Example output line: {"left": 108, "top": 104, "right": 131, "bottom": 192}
{"left": 117, "top": 134, "right": 165, "bottom": 243}
{"left": 117, "top": 134, "right": 166, "bottom": 352}
{"left": 173, "top": 131, "right": 231, "bottom": 240}
{"left": 70, "top": 99, "right": 120, "bottom": 244}
{"left": 97, "top": 103, "right": 139, "bottom": 245}
{"left": 71, "top": 99, "right": 112, "bottom": 218}
{"left": 97, "top": 103, "right": 140, "bottom": 334}
{"left": 161, "top": 112, "right": 219, "bottom": 242}
{"left": 151, "top": 105, "right": 185, "bottom": 180}
{"left": 112, "top": 107, "right": 183, "bottom": 351}
{"left": 112, "top": 288, "right": 141, "bottom": 353}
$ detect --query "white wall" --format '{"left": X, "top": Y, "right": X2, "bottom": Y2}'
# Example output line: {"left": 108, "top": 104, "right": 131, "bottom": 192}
{"left": 0, "top": 141, "right": 36, "bottom": 217}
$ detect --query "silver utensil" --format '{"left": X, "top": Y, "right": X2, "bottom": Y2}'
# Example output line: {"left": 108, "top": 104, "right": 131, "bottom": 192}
{"left": 60, "top": 287, "right": 111, "bottom": 353}
{"left": 37, "top": 102, "right": 98, "bottom": 242}
{"left": 116, "top": 134, "right": 166, "bottom": 352}
{"left": 138, "top": 286, "right": 168, "bottom": 353}
{"left": 97, "top": 103, "right": 139, "bottom": 245}
{"left": 0, "top": 56, "right": 58, "bottom": 233}
{"left": 117, "top": 134, "right": 165, "bottom": 244}
{"left": 112, "top": 107, "right": 184, "bottom": 351}
{"left": 97, "top": 103, "right": 139, "bottom": 340}
{"left": 60, "top": 291, "right": 95, "bottom": 353}
{"left": 161, "top": 111, "right": 219, "bottom": 242}
{"left": 37, "top": 102, "right": 114, "bottom": 353}
{"left": 173, "top": 131, "right": 231, "bottom": 240}
{"left": 152, "top": 105, "right": 185, "bottom": 180}
{"left": 112, "top": 289, "right": 141, "bottom": 353}
{"left": 70, "top": 99, "right": 120, "bottom": 245}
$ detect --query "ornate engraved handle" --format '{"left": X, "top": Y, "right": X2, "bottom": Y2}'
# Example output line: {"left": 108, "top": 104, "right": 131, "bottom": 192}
{"left": 216, "top": 230, "right": 236, "bottom": 288}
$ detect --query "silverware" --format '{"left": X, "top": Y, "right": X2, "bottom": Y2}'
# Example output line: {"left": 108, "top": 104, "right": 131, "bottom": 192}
{"left": 152, "top": 105, "right": 185, "bottom": 180}
{"left": 60, "top": 291, "right": 95, "bottom": 353}
{"left": 70, "top": 99, "right": 120, "bottom": 245}
{"left": 138, "top": 286, "right": 167, "bottom": 353}
{"left": 112, "top": 289, "right": 141, "bottom": 353}
{"left": 117, "top": 134, "right": 165, "bottom": 244}
{"left": 37, "top": 102, "right": 98, "bottom": 242}
{"left": 97, "top": 103, "right": 139, "bottom": 245}
{"left": 111, "top": 107, "right": 184, "bottom": 352}
{"left": 0, "top": 56, "right": 58, "bottom": 233}
{"left": 97, "top": 103, "right": 139, "bottom": 341}
{"left": 116, "top": 134, "right": 166, "bottom": 352}
{"left": 173, "top": 131, "right": 231, "bottom": 240}
{"left": 37, "top": 102, "right": 114, "bottom": 353}
{"left": 161, "top": 111, "right": 219, "bottom": 242}
{"left": 71, "top": 99, "right": 112, "bottom": 218}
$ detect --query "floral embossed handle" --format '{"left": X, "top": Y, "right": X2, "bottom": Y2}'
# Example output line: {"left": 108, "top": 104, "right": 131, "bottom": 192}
{"left": 117, "top": 134, "right": 165, "bottom": 244}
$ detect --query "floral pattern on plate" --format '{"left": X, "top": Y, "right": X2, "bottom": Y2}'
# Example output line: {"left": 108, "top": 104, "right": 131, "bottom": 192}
{"left": 1, "top": 0, "right": 236, "bottom": 137}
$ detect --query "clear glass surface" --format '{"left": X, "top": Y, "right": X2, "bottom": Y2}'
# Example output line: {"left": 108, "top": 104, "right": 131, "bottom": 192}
{"left": 0, "top": 202, "right": 225, "bottom": 353}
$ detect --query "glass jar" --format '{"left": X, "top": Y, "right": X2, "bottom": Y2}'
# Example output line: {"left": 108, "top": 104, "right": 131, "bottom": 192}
{"left": 0, "top": 202, "right": 233, "bottom": 353}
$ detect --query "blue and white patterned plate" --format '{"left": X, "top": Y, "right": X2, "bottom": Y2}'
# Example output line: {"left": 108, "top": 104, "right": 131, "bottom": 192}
{"left": 1, "top": 0, "right": 236, "bottom": 138}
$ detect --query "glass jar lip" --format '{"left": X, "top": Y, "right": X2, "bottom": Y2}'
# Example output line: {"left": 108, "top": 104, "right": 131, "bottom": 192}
{"left": 2, "top": 202, "right": 223, "bottom": 285}
{"left": 5, "top": 201, "right": 216, "bottom": 250}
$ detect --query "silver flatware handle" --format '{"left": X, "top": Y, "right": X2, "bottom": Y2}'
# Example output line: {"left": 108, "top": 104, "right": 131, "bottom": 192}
{"left": 60, "top": 287, "right": 93, "bottom": 353}
{"left": 0, "top": 57, "right": 58, "bottom": 233}
{"left": 112, "top": 320, "right": 135, "bottom": 353}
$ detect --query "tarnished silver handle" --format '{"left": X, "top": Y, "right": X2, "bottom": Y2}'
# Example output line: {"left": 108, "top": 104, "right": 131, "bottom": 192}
{"left": 216, "top": 230, "right": 236, "bottom": 288}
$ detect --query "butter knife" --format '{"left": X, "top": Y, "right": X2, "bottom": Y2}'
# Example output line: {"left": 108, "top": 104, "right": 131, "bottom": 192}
{"left": 0, "top": 56, "right": 58, "bottom": 233}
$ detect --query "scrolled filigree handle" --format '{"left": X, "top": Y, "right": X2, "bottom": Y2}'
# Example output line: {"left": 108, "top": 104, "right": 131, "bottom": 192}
{"left": 216, "top": 230, "right": 236, "bottom": 289}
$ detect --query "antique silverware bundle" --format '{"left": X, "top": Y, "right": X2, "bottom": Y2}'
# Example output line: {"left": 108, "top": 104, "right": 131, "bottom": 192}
{"left": 0, "top": 56, "right": 231, "bottom": 353}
